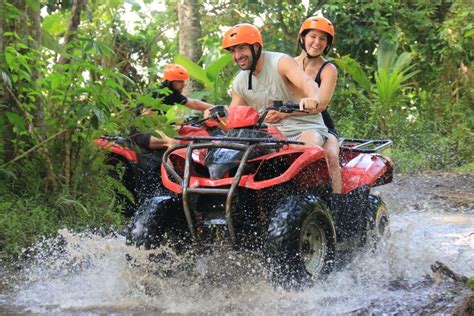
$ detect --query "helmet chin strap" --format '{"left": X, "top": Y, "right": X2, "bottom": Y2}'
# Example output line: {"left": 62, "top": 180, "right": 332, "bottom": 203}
{"left": 248, "top": 45, "right": 262, "bottom": 90}
{"left": 306, "top": 52, "right": 320, "bottom": 59}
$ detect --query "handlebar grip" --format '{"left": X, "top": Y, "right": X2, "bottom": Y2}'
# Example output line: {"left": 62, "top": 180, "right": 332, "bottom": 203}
{"left": 271, "top": 100, "right": 299, "bottom": 110}
{"left": 209, "top": 105, "right": 228, "bottom": 118}
{"left": 284, "top": 102, "right": 300, "bottom": 110}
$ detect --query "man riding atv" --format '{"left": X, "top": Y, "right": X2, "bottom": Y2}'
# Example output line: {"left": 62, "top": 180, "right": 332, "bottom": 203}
{"left": 131, "top": 63, "right": 214, "bottom": 150}
{"left": 97, "top": 64, "right": 214, "bottom": 214}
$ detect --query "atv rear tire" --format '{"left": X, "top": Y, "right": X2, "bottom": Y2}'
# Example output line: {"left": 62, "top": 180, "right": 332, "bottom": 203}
{"left": 366, "top": 194, "right": 389, "bottom": 246}
{"left": 264, "top": 195, "right": 335, "bottom": 288}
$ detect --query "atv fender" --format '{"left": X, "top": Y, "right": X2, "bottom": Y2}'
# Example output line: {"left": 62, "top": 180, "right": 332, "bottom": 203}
{"left": 341, "top": 153, "right": 392, "bottom": 194}
{"left": 127, "top": 195, "right": 184, "bottom": 249}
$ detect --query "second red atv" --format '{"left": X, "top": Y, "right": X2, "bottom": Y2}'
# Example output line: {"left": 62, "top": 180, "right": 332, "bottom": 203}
{"left": 94, "top": 117, "right": 222, "bottom": 216}
{"left": 127, "top": 102, "right": 393, "bottom": 287}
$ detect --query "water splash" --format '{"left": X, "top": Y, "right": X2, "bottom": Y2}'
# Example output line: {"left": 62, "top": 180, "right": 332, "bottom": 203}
{"left": 3, "top": 205, "right": 473, "bottom": 314}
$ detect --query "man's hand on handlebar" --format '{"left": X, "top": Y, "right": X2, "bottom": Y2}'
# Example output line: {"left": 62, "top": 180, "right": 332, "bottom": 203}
{"left": 299, "top": 97, "right": 320, "bottom": 113}
{"left": 264, "top": 110, "right": 288, "bottom": 123}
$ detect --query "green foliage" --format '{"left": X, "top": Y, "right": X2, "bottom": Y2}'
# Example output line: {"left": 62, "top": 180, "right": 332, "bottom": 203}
{"left": 174, "top": 53, "right": 234, "bottom": 103}
{"left": 333, "top": 41, "right": 419, "bottom": 134}
{"left": 332, "top": 55, "right": 371, "bottom": 91}
{"left": 454, "top": 163, "right": 474, "bottom": 173}
{"left": 0, "top": 184, "right": 122, "bottom": 258}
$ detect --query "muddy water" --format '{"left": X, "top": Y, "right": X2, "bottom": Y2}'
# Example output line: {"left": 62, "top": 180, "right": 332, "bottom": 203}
{"left": 1, "top": 173, "right": 473, "bottom": 314}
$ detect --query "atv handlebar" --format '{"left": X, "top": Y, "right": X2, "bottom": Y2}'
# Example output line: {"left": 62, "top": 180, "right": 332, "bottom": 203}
{"left": 266, "top": 101, "right": 306, "bottom": 113}
{"left": 256, "top": 101, "right": 308, "bottom": 129}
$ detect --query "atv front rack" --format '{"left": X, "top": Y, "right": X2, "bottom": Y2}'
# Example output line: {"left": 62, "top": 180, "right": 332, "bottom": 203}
{"left": 340, "top": 138, "right": 392, "bottom": 153}
{"left": 163, "top": 136, "right": 303, "bottom": 245}
{"left": 175, "top": 135, "right": 305, "bottom": 145}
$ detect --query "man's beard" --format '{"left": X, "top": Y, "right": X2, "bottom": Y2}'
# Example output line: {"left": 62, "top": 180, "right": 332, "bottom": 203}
{"left": 236, "top": 57, "right": 252, "bottom": 70}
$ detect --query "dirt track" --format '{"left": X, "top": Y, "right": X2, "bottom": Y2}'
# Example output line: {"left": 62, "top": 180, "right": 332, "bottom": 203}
{"left": 377, "top": 171, "right": 474, "bottom": 211}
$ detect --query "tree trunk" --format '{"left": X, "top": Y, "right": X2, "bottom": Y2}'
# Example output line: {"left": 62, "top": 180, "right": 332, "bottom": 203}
{"left": 26, "top": 2, "right": 46, "bottom": 137}
{"left": 0, "top": 0, "right": 16, "bottom": 162}
{"left": 0, "top": 0, "right": 42, "bottom": 162}
{"left": 177, "top": 0, "right": 203, "bottom": 95}
{"left": 59, "top": 0, "right": 87, "bottom": 188}
{"left": 59, "top": 0, "right": 87, "bottom": 65}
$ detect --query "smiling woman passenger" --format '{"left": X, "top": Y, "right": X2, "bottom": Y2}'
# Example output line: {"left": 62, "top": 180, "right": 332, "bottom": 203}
{"left": 294, "top": 16, "right": 343, "bottom": 202}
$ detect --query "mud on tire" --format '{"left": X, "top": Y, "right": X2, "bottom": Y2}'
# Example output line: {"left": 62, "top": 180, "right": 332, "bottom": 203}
{"left": 264, "top": 195, "right": 336, "bottom": 288}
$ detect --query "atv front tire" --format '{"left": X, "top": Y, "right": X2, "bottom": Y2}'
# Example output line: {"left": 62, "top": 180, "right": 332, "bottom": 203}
{"left": 126, "top": 195, "right": 188, "bottom": 250}
{"left": 264, "top": 195, "right": 336, "bottom": 288}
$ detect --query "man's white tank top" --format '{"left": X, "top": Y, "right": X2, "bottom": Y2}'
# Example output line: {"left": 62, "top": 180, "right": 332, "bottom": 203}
{"left": 232, "top": 51, "right": 328, "bottom": 137}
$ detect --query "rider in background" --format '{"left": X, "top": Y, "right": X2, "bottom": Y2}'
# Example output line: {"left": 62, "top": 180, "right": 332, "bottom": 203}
{"left": 295, "top": 15, "right": 343, "bottom": 195}
{"left": 222, "top": 23, "right": 327, "bottom": 148}
{"left": 131, "top": 64, "right": 213, "bottom": 150}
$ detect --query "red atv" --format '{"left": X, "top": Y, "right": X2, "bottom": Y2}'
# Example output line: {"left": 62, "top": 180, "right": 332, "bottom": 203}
{"left": 94, "top": 118, "right": 222, "bottom": 217}
{"left": 127, "top": 102, "right": 393, "bottom": 286}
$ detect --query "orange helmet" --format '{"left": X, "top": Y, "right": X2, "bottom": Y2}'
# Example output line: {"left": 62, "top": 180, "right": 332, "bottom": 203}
{"left": 298, "top": 16, "right": 335, "bottom": 55}
{"left": 298, "top": 16, "right": 335, "bottom": 40}
{"left": 222, "top": 23, "right": 263, "bottom": 49}
{"left": 163, "top": 64, "right": 189, "bottom": 81}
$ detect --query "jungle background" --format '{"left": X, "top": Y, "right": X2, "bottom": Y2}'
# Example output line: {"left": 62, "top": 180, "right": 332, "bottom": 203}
{"left": 0, "top": 0, "right": 472, "bottom": 257}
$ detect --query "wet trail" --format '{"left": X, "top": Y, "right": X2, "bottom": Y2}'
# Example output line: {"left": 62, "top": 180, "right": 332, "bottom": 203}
{"left": 1, "top": 173, "right": 473, "bottom": 314}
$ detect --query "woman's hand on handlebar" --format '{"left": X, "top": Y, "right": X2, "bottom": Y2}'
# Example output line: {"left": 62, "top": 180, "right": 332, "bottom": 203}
{"left": 299, "top": 97, "right": 320, "bottom": 113}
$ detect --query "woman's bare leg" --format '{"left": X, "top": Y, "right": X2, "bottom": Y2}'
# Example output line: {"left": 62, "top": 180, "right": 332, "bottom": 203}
{"left": 295, "top": 130, "right": 324, "bottom": 148}
{"left": 324, "top": 134, "right": 342, "bottom": 193}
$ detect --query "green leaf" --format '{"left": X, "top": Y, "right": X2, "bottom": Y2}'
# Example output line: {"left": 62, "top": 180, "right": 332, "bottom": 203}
{"left": 126, "top": 0, "right": 141, "bottom": 10}
{"left": 95, "top": 41, "right": 116, "bottom": 59}
{"left": 206, "top": 54, "right": 233, "bottom": 82}
{"left": 467, "top": 276, "right": 474, "bottom": 290}
{"left": 4, "top": 49, "right": 16, "bottom": 69}
{"left": 333, "top": 55, "right": 371, "bottom": 92}
{"left": 92, "top": 107, "right": 107, "bottom": 125}
{"left": 3, "top": 32, "right": 20, "bottom": 40}
{"left": 41, "top": 28, "right": 65, "bottom": 54}
{"left": 377, "top": 41, "right": 398, "bottom": 72}
{"left": 5, "top": 112, "right": 26, "bottom": 132}
{"left": 4, "top": 3, "right": 21, "bottom": 18}
{"left": 1, "top": 72, "right": 12, "bottom": 89}
{"left": 0, "top": 168, "right": 18, "bottom": 181}
{"left": 104, "top": 79, "right": 128, "bottom": 96}
{"left": 115, "top": 72, "right": 136, "bottom": 86}
{"left": 465, "top": 29, "right": 474, "bottom": 38}
{"left": 174, "top": 55, "right": 214, "bottom": 89}
{"left": 42, "top": 12, "right": 68, "bottom": 35}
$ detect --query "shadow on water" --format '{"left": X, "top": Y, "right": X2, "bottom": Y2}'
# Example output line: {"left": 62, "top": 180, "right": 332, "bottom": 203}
{"left": 1, "top": 173, "right": 473, "bottom": 314}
